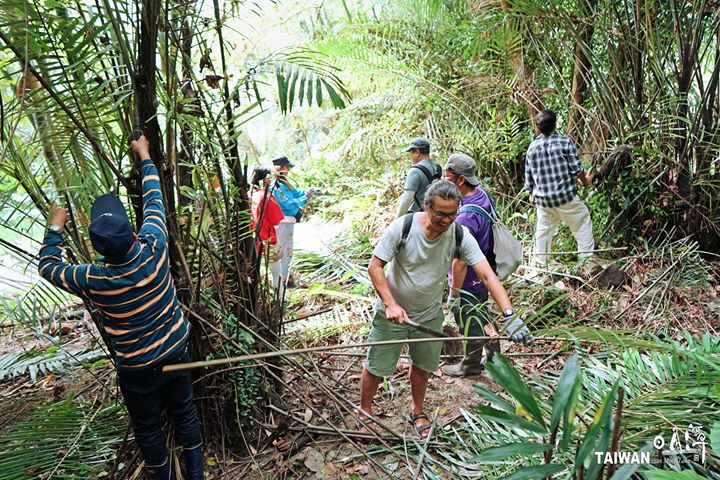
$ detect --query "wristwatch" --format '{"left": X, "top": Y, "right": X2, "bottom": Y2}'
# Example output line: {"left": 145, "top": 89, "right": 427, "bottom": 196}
{"left": 49, "top": 224, "right": 63, "bottom": 233}
{"left": 503, "top": 308, "right": 514, "bottom": 317}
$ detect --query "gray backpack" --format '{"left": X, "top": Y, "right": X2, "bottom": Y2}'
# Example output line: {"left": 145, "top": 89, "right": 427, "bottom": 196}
{"left": 458, "top": 203, "right": 522, "bottom": 280}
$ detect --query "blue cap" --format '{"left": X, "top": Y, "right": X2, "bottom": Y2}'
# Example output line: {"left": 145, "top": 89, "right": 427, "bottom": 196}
{"left": 89, "top": 195, "right": 134, "bottom": 259}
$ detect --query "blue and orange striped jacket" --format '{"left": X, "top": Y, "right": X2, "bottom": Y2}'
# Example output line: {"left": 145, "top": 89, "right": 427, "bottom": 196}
{"left": 38, "top": 159, "right": 190, "bottom": 370}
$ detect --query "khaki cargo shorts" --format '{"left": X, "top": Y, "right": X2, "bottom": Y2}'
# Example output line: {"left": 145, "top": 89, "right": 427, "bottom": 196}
{"left": 365, "top": 307, "right": 444, "bottom": 377}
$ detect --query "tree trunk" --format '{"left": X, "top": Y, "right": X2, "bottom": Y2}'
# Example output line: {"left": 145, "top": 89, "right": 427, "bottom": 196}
{"left": 566, "top": 0, "right": 595, "bottom": 143}
{"left": 499, "top": 1, "right": 544, "bottom": 121}
{"left": 135, "top": 0, "right": 193, "bottom": 299}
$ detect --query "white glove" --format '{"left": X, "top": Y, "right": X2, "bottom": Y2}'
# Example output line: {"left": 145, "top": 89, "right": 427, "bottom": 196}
{"left": 504, "top": 315, "right": 534, "bottom": 344}
{"left": 306, "top": 187, "right": 323, "bottom": 197}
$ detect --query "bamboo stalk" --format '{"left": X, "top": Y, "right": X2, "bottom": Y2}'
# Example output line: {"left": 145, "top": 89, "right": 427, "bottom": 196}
{"left": 321, "top": 351, "right": 561, "bottom": 359}
{"left": 164, "top": 335, "right": 569, "bottom": 372}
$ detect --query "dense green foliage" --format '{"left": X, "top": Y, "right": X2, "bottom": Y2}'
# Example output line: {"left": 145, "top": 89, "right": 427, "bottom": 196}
{"left": 301, "top": 0, "right": 720, "bottom": 252}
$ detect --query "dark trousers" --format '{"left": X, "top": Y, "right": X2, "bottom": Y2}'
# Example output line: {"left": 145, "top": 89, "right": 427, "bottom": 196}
{"left": 117, "top": 350, "right": 202, "bottom": 467}
{"left": 454, "top": 290, "right": 500, "bottom": 356}
{"left": 454, "top": 290, "right": 493, "bottom": 336}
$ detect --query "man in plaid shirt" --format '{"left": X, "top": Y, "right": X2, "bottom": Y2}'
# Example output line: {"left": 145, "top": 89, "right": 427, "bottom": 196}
{"left": 525, "top": 109, "right": 594, "bottom": 271}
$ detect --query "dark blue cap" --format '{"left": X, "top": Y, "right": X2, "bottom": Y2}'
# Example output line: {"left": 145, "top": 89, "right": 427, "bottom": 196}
{"left": 272, "top": 155, "right": 295, "bottom": 168}
{"left": 89, "top": 194, "right": 134, "bottom": 259}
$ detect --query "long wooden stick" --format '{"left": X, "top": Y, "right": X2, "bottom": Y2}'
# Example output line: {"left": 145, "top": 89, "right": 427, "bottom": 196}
{"left": 322, "top": 351, "right": 563, "bottom": 359}
{"left": 163, "top": 335, "right": 566, "bottom": 372}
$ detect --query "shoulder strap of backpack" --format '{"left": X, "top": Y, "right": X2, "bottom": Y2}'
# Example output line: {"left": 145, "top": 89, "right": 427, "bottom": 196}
{"left": 409, "top": 164, "right": 441, "bottom": 209}
{"left": 409, "top": 166, "right": 431, "bottom": 209}
{"left": 458, "top": 203, "right": 496, "bottom": 223}
{"left": 411, "top": 164, "right": 434, "bottom": 183}
{"left": 454, "top": 223, "right": 464, "bottom": 259}
{"left": 487, "top": 192, "right": 500, "bottom": 219}
{"left": 397, "top": 212, "right": 415, "bottom": 254}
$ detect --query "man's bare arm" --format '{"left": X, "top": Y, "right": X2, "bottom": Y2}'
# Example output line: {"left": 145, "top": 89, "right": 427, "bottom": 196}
{"left": 368, "top": 255, "right": 408, "bottom": 324}
{"left": 470, "top": 259, "right": 511, "bottom": 311}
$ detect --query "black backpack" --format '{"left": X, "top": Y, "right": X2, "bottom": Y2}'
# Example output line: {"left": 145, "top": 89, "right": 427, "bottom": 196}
{"left": 396, "top": 213, "right": 464, "bottom": 259}
{"left": 410, "top": 163, "right": 442, "bottom": 210}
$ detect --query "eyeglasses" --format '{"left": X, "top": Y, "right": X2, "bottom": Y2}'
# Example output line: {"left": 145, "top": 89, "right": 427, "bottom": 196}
{"left": 428, "top": 206, "right": 458, "bottom": 220}
{"left": 443, "top": 169, "right": 463, "bottom": 182}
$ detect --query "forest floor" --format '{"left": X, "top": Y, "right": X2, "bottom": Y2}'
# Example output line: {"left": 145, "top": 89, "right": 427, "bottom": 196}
{"left": 0, "top": 220, "right": 719, "bottom": 479}
{"left": 223, "top": 220, "right": 720, "bottom": 479}
{"left": 236, "top": 313, "right": 570, "bottom": 479}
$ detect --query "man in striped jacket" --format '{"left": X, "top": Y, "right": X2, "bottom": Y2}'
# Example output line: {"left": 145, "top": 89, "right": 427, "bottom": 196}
{"left": 38, "top": 135, "right": 203, "bottom": 480}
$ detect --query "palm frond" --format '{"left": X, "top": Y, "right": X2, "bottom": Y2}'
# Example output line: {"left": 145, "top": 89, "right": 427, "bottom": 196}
{"left": 0, "top": 401, "right": 126, "bottom": 479}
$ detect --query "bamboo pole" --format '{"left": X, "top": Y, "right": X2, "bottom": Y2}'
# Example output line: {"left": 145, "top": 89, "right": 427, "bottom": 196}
{"left": 163, "top": 335, "right": 568, "bottom": 372}
{"left": 321, "top": 351, "right": 564, "bottom": 360}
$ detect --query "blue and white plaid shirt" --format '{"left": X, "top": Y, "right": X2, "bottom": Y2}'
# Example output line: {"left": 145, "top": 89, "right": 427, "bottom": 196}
{"left": 524, "top": 132, "right": 584, "bottom": 208}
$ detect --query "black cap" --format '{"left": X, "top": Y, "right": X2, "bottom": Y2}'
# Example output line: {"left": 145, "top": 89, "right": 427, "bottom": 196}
{"left": 89, "top": 195, "right": 135, "bottom": 259}
{"left": 404, "top": 137, "right": 431, "bottom": 152}
{"left": 272, "top": 155, "right": 295, "bottom": 168}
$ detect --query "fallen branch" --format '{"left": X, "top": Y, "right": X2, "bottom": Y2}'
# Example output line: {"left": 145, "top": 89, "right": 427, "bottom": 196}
{"left": 281, "top": 307, "right": 335, "bottom": 325}
{"left": 263, "top": 407, "right": 400, "bottom": 443}
{"left": 611, "top": 246, "right": 693, "bottom": 321}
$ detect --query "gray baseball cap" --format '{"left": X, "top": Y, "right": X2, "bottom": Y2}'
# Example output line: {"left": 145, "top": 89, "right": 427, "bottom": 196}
{"left": 444, "top": 154, "right": 480, "bottom": 186}
{"left": 404, "top": 137, "right": 431, "bottom": 152}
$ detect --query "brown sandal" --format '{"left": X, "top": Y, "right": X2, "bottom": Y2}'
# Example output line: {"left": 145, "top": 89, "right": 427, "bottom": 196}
{"left": 407, "top": 411, "right": 432, "bottom": 438}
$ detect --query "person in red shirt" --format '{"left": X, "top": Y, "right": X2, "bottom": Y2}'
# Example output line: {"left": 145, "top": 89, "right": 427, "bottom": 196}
{"left": 250, "top": 166, "right": 285, "bottom": 290}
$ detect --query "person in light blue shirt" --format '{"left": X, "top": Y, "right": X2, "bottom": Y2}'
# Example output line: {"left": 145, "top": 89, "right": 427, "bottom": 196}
{"left": 273, "top": 158, "right": 308, "bottom": 218}
{"left": 270, "top": 155, "right": 320, "bottom": 290}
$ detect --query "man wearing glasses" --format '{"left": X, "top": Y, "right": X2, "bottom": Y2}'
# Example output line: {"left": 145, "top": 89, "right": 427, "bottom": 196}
{"left": 360, "top": 180, "right": 530, "bottom": 438}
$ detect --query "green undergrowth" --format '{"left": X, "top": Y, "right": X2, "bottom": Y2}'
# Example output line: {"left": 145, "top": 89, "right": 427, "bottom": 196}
{"left": 423, "top": 336, "right": 720, "bottom": 479}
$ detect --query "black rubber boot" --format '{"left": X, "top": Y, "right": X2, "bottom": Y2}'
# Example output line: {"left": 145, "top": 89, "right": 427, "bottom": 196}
{"left": 441, "top": 341, "right": 486, "bottom": 377}
{"left": 147, "top": 460, "right": 175, "bottom": 480}
{"left": 483, "top": 338, "right": 501, "bottom": 364}
{"left": 183, "top": 445, "right": 205, "bottom": 480}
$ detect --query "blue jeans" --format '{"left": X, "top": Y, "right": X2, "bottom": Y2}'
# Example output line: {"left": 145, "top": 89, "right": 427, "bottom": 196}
{"left": 117, "top": 350, "right": 202, "bottom": 467}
